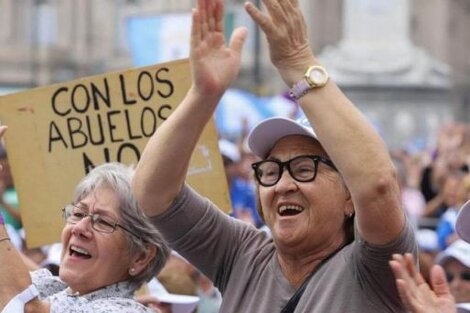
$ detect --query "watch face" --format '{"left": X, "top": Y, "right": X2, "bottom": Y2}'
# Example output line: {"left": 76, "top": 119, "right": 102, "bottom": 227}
{"left": 306, "top": 66, "right": 328, "bottom": 87}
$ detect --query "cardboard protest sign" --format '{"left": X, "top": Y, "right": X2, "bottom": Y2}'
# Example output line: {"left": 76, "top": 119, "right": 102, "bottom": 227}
{"left": 0, "top": 59, "right": 231, "bottom": 248}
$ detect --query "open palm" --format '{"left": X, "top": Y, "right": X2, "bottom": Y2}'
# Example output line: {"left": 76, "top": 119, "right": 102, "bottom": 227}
{"left": 390, "top": 253, "right": 457, "bottom": 313}
{"left": 190, "top": 0, "right": 247, "bottom": 98}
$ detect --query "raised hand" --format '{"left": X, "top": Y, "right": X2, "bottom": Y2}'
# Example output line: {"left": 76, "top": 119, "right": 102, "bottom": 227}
{"left": 245, "top": 0, "right": 315, "bottom": 85}
{"left": 389, "top": 253, "right": 457, "bottom": 313}
{"left": 190, "top": 0, "right": 247, "bottom": 99}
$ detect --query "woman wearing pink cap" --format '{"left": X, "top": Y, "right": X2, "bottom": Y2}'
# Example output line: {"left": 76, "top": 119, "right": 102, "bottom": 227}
{"left": 134, "top": 0, "right": 417, "bottom": 312}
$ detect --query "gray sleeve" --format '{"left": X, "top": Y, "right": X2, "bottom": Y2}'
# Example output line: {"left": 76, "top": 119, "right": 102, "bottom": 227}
{"left": 150, "top": 184, "right": 268, "bottom": 292}
{"left": 354, "top": 217, "right": 417, "bottom": 308}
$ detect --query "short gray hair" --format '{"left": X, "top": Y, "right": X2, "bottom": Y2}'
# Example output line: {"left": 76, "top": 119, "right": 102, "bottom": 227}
{"left": 72, "top": 162, "right": 170, "bottom": 289}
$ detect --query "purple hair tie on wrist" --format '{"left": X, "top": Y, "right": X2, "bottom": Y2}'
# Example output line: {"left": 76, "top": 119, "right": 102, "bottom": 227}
{"left": 0, "top": 212, "right": 4, "bottom": 225}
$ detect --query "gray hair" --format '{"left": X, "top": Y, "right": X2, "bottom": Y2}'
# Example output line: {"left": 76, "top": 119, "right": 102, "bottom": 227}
{"left": 72, "top": 162, "right": 170, "bottom": 289}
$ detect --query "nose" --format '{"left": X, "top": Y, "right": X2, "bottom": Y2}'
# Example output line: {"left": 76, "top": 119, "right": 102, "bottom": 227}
{"left": 71, "top": 215, "right": 93, "bottom": 238}
{"left": 274, "top": 168, "right": 298, "bottom": 193}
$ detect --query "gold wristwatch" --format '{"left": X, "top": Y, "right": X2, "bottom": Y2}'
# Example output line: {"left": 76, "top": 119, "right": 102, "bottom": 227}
{"left": 289, "top": 65, "right": 329, "bottom": 100}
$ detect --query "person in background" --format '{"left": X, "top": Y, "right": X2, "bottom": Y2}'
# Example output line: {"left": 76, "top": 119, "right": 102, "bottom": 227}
{"left": 219, "top": 138, "right": 263, "bottom": 227}
{"left": 390, "top": 198, "right": 470, "bottom": 313}
{"left": 132, "top": 0, "right": 416, "bottom": 311}
{"left": 391, "top": 149, "right": 426, "bottom": 228}
{"left": 415, "top": 228, "right": 440, "bottom": 284}
{"left": 0, "top": 146, "right": 23, "bottom": 250}
{"left": 1, "top": 155, "right": 170, "bottom": 312}
{"left": 162, "top": 252, "right": 222, "bottom": 313}
{"left": 436, "top": 240, "right": 470, "bottom": 305}
{"left": 436, "top": 173, "right": 470, "bottom": 250}
{"left": 420, "top": 123, "right": 469, "bottom": 220}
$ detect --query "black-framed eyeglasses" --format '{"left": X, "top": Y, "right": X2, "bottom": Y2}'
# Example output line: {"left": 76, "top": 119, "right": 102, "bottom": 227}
{"left": 251, "top": 155, "right": 337, "bottom": 187}
{"left": 62, "top": 204, "right": 141, "bottom": 239}
{"left": 445, "top": 271, "right": 470, "bottom": 283}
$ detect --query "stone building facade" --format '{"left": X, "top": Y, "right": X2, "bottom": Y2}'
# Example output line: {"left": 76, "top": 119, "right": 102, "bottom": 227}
{"left": 0, "top": 0, "right": 469, "bottom": 147}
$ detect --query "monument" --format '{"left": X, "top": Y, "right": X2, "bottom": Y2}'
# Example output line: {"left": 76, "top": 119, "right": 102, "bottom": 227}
{"left": 319, "top": 0, "right": 452, "bottom": 149}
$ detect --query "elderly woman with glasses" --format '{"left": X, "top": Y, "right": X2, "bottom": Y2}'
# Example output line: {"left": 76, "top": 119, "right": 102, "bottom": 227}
{"left": 133, "top": 0, "right": 417, "bottom": 312}
{"left": 0, "top": 159, "right": 170, "bottom": 313}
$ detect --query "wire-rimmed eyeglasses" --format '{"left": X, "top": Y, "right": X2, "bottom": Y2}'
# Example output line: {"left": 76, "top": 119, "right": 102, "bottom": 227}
{"left": 251, "top": 155, "right": 337, "bottom": 187}
{"left": 62, "top": 204, "right": 141, "bottom": 239}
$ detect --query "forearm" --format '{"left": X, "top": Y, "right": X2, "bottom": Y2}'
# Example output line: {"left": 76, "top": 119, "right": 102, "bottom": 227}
{"left": 283, "top": 60, "right": 403, "bottom": 243}
{"left": 20, "top": 250, "right": 41, "bottom": 271}
{"left": 133, "top": 87, "right": 221, "bottom": 216}
{"left": 245, "top": 0, "right": 404, "bottom": 243}
{"left": 0, "top": 223, "right": 33, "bottom": 307}
{"left": 134, "top": 0, "right": 245, "bottom": 217}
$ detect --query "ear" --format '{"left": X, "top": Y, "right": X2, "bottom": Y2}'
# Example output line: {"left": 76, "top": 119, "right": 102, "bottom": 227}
{"left": 129, "top": 244, "right": 157, "bottom": 277}
{"left": 341, "top": 183, "right": 354, "bottom": 217}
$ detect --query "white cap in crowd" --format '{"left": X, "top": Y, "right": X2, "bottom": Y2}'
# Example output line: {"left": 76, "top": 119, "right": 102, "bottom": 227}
{"left": 457, "top": 199, "right": 470, "bottom": 243}
{"left": 218, "top": 138, "right": 240, "bottom": 163}
{"left": 416, "top": 228, "right": 439, "bottom": 252}
{"left": 147, "top": 278, "right": 199, "bottom": 313}
{"left": 436, "top": 239, "right": 470, "bottom": 268}
{"left": 458, "top": 303, "right": 470, "bottom": 313}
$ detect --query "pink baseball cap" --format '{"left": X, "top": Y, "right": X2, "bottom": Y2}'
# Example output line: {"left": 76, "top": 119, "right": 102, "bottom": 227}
{"left": 247, "top": 116, "right": 319, "bottom": 159}
{"left": 457, "top": 199, "right": 470, "bottom": 243}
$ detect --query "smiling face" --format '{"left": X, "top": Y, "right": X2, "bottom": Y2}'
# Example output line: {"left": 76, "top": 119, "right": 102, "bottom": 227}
{"left": 59, "top": 186, "right": 134, "bottom": 295}
{"left": 258, "top": 135, "right": 353, "bottom": 256}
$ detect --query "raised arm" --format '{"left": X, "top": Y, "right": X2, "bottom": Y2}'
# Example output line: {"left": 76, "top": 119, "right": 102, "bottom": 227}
{"left": 245, "top": 0, "right": 404, "bottom": 245}
{"left": 133, "top": 0, "right": 247, "bottom": 216}
{"left": 0, "top": 127, "right": 49, "bottom": 312}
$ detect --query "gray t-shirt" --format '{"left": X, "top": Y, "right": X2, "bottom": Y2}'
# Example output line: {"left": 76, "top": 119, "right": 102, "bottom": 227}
{"left": 151, "top": 184, "right": 417, "bottom": 313}
{"left": 31, "top": 269, "right": 153, "bottom": 313}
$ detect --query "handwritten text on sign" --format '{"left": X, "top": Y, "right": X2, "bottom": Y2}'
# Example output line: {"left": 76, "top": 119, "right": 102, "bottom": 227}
{"left": 0, "top": 59, "right": 230, "bottom": 247}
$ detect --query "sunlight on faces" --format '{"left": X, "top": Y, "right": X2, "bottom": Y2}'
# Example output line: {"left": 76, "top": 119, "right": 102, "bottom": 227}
{"left": 258, "top": 135, "right": 352, "bottom": 254}
{"left": 59, "top": 186, "right": 134, "bottom": 295}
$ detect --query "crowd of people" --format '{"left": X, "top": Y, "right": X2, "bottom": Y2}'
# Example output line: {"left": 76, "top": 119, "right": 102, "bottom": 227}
{"left": 1, "top": 0, "right": 470, "bottom": 312}
{"left": 390, "top": 121, "right": 470, "bottom": 310}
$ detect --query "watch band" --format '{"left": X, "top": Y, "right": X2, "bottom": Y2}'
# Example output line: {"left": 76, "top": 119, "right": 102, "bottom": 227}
{"left": 289, "top": 78, "right": 311, "bottom": 100}
{"left": 288, "top": 65, "right": 329, "bottom": 101}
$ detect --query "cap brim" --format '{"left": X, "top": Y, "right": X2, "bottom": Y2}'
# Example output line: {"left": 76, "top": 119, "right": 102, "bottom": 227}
{"left": 158, "top": 293, "right": 199, "bottom": 304}
{"left": 147, "top": 278, "right": 199, "bottom": 313}
{"left": 159, "top": 294, "right": 199, "bottom": 313}
{"left": 247, "top": 117, "right": 317, "bottom": 159}
{"left": 458, "top": 303, "right": 470, "bottom": 313}
{"left": 457, "top": 200, "right": 470, "bottom": 243}
{"left": 436, "top": 240, "right": 470, "bottom": 268}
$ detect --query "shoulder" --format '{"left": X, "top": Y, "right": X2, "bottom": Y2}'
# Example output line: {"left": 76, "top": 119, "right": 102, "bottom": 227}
{"left": 49, "top": 296, "right": 153, "bottom": 313}
{"left": 31, "top": 269, "right": 68, "bottom": 299}
{"left": 89, "top": 297, "right": 153, "bottom": 313}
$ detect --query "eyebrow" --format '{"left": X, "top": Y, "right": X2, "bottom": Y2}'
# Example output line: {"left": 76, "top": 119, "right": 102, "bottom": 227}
{"left": 75, "top": 202, "right": 118, "bottom": 219}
